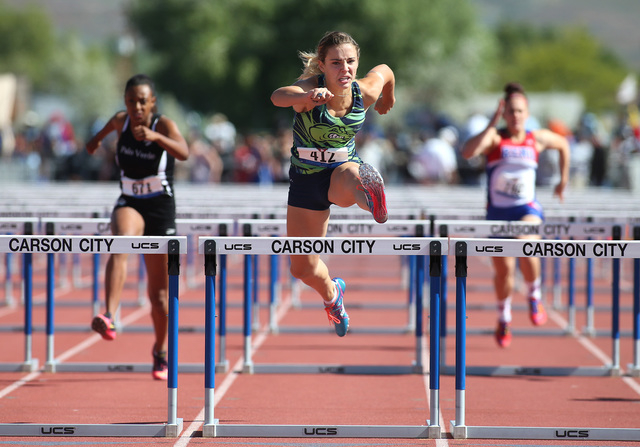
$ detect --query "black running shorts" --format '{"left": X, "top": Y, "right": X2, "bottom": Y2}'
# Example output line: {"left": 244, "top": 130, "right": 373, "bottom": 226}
{"left": 287, "top": 165, "right": 334, "bottom": 211}
{"left": 113, "top": 193, "right": 177, "bottom": 236}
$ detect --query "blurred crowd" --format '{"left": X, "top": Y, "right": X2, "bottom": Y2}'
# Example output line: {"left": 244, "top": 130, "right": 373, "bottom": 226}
{"left": 2, "top": 106, "right": 640, "bottom": 190}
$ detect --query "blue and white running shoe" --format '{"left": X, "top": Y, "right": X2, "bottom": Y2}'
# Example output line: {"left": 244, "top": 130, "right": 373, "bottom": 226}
{"left": 325, "top": 278, "right": 349, "bottom": 337}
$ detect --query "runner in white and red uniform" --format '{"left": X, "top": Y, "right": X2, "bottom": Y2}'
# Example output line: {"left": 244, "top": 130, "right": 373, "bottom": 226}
{"left": 462, "top": 82, "right": 570, "bottom": 348}
{"left": 486, "top": 130, "right": 544, "bottom": 221}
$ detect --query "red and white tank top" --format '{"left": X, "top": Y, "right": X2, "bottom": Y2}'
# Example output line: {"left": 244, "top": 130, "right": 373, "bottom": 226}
{"left": 486, "top": 130, "right": 539, "bottom": 208}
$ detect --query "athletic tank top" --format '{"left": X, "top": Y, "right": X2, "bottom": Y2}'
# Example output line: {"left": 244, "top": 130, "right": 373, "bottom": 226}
{"left": 290, "top": 75, "right": 365, "bottom": 174}
{"left": 116, "top": 114, "right": 174, "bottom": 197}
{"left": 486, "top": 130, "right": 539, "bottom": 208}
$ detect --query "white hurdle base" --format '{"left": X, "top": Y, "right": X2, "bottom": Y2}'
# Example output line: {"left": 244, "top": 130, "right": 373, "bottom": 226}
{"left": 0, "top": 359, "right": 39, "bottom": 372}
{"left": 442, "top": 364, "right": 621, "bottom": 377}
{"left": 450, "top": 422, "right": 640, "bottom": 441}
{"left": 204, "top": 423, "right": 433, "bottom": 438}
{"left": 628, "top": 363, "right": 640, "bottom": 377}
{"left": 0, "top": 419, "right": 183, "bottom": 437}
{"left": 249, "top": 364, "right": 423, "bottom": 375}
{"left": 48, "top": 362, "right": 204, "bottom": 374}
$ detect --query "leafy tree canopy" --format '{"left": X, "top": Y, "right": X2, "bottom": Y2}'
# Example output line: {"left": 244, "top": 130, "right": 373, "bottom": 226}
{"left": 0, "top": 3, "right": 55, "bottom": 88}
{"left": 493, "top": 23, "right": 629, "bottom": 112}
{"left": 0, "top": 2, "right": 122, "bottom": 134}
{"left": 127, "top": 0, "right": 495, "bottom": 132}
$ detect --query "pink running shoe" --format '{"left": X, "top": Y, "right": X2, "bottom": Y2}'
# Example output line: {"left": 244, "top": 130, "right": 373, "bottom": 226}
{"left": 529, "top": 298, "right": 548, "bottom": 326}
{"left": 152, "top": 349, "right": 168, "bottom": 381}
{"left": 91, "top": 314, "right": 116, "bottom": 341}
{"left": 495, "top": 321, "right": 512, "bottom": 348}
{"left": 359, "top": 163, "right": 388, "bottom": 224}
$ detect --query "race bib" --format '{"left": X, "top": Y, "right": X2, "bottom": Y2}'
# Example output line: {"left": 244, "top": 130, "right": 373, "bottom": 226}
{"left": 297, "top": 147, "right": 348, "bottom": 167}
{"left": 121, "top": 175, "right": 167, "bottom": 198}
{"left": 492, "top": 168, "right": 535, "bottom": 205}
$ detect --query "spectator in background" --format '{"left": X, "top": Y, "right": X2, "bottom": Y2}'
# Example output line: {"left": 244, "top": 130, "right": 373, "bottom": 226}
{"left": 232, "top": 133, "right": 273, "bottom": 183}
{"left": 188, "top": 129, "right": 222, "bottom": 183}
{"left": 577, "top": 113, "right": 608, "bottom": 186}
{"left": 356, "top": 130, "right": 396, "bottom": 181}
{"left": 459, "top": 111, "right": 490, "bottom": 185}
{"left": 408, "top": 126, "right": 459, "bottom": 185}
{"left": 205, "top": 113, "right": 236, "bottom": 182}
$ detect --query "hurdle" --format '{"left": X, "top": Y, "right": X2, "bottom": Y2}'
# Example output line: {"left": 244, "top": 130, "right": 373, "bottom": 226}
{"left": 450, "top": 237, "right": 640, "bottom": 441}
{"left": 0, "top": 220, "right": 39, "bottom": 372}
{"left": 435, "top": 219, "right": 628, "bottom": 376}
{"left": 208, "top": 228, "right": 432, "bottom": 373}
{"left": 0, "top": 235, "right": 184, "bottom": 437}
{"left": 436, "top": 219, "right": 625, "bottom": 337}
{"left": 445, "top": 233, "right": 632, "bottom": 377}
{"left": 0, "top": 218, "right": 39, "bottom": 308}
{"left": 200, "top": 236, "right": 445, "bottom": 438}
{"left": 121, "top": 219, "right": 233, "bottom": 340}
{"left": 41, "top": 217, "right": 111, "bottom": 314}
{"left": 236, "top": 218, "right": 430, "bottom": 334}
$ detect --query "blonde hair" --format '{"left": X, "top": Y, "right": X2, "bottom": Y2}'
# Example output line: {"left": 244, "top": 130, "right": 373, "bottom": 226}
{"left": 297, "top": 31, "right": 360, "bottom": 80}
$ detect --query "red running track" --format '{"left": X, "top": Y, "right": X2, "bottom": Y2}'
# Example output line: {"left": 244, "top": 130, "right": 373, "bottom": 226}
{"left": 0, "top": 250, "right": 639, "bottom": 446}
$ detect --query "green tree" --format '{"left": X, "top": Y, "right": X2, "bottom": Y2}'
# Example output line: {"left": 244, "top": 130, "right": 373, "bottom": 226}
{"left": 493, "top": 24, "right": 629, "bottom": 112}
{"left": 0, "top": 3, "right": 55, "bottom": 88}
{"left": 0, "top": 2, "right": 122, "bottom": 135}
{"left": 127, "top": 0, "right": 495, "bottom": 131}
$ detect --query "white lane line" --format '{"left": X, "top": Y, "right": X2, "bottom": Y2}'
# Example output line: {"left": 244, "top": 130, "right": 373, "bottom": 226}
{"left": 0, "top": 299, "right": 150, "bottom": 397}
{"left": 0, "top": 371, "right": 41, "bottom": 399}
{"left": 174, "top": 293, "right": 294, "bottom": 447}
{"left": 55, "top": 304, "right": 150, "bottom": 362}
{"left": 550, "top": 310, "right": 640, "bottom": 397}
{"left": 549, "top": 311, "right": 613, "bottom": 366}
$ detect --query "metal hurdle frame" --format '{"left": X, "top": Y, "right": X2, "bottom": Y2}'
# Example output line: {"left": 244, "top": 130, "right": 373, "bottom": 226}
{"left": 435, "top": 220, "right": 628, "bottom": 377}
{"left": 0, "top": 235, "right": 185, "bottom": 437}
{"left": 0, "top": 219, "right": 39, "bottom": 372}
{"left": 122, "top": 219, "right": 233, "bottom": 341}
{"left": 40, "top": 217, "right": 147, "bottom": 313}
{"left": 200, "top": 236, "right": 446, "bottom": 439}
{"left": 210, "top": 228, "right": 433, "bottom": 375}
{"left": 450, "top": 237, "right": 640, "bottom": 441}
{"left": 236, "top": 218, "right": 430, "bottom": 335}
{"left": 0, "top": 218, "right": 39, "bottom": 309}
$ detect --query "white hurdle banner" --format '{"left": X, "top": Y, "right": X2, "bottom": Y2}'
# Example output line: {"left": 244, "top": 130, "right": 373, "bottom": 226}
{"left": 434, "top": 220, "right": 626, "bottom": 356}
{"left": 0, "top": 235, "right": 186, "bottom": 437}
{"left": 448, "top": 238, "right": 640, "bottom": 441}
{"left": 236, "top": 218, "right": 430, "bottom": 330}
{"left": 434, "top": 219, "right": 621, "bottom": 239}
{"left": 199, "top": 236, "right": 446, "bottom": 439}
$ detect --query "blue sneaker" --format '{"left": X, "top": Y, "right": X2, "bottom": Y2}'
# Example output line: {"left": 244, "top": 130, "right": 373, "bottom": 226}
{"left": 359, "top": 163, "right": 388, "bottom": 224}
{"left": 325, "top": 278, "right": 349, "bottom": 337}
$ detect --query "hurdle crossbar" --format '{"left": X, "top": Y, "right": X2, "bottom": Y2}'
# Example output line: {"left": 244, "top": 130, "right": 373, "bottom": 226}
{"left": 0, "top": 235, "right": 186, "bottom": 437}
{"left": 200, "top": 236, "right": 446, "bottom": 439}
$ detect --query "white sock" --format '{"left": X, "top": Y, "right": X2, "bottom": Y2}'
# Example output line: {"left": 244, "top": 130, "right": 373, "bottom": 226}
{"left": 526, "top": 279, "right": 541, "bottom": 301}
{"left": 324, "top": 282, "right": 338, "bottom": 306}
{"left": 498, "top": 297, "right": 512, "bottom": 323}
